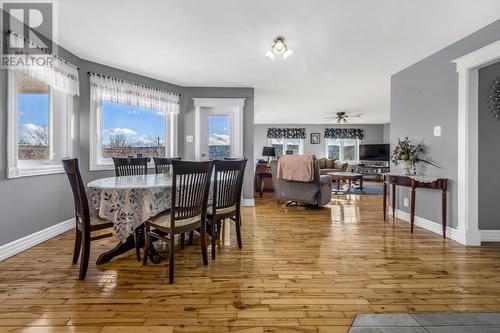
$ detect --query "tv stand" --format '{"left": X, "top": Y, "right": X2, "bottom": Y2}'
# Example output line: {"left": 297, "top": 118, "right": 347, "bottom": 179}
{"left": 356, "top": 160, "right": 389, "bottom": 181}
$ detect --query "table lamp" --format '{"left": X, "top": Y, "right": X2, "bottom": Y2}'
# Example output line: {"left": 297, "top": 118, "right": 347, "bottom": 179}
{"left": 262, "top": 146, "right": 276, "bottom": 163}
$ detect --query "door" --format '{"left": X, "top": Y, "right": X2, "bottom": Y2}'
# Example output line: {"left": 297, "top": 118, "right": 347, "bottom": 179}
{"left": 199, "top": 107, "right": 237, "bottom": 160}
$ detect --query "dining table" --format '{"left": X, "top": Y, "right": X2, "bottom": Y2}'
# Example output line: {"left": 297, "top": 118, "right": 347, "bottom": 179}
{"left": 87, "top": 173, "right": 173, "bottom": 265}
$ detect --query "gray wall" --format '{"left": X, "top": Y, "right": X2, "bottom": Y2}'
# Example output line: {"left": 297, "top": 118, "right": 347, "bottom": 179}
{"left": 254, "top": 124, "right": 385, "bottom": 159}
{"left": 383, "top": 123, "right": 390, "bottom": 144}
{"left": 0, "top": 45, "right": 81, "bottom": 246}
{"left": 391, "top": 18, "right": 500, "bottom": 229}
{"left": 181, "top": 87, "right": 255, "bottom": 200}
{"left": 0, "top": 43, "right": 254, "bottom": 246}
{"left": 478, "top": 61, "right": 500, "bottom": 230}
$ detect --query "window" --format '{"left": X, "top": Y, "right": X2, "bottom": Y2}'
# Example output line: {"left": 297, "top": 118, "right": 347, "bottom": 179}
{"left": 89, "top": 74, "right": 179, "bottom": 170}
{"left": 101, "top": 101, "right": 168, "bottom": 159}
{"left": 326, "top": 139, "right": 359, "bottom": 162}
{"left": 269, "top": 138, "right": 304, "bottom": 156}
{"left": 8, "top": 73, "right": 74, "bottom": 178}
{"left": 208, "top": 115, "right": 231, "bottom": 159}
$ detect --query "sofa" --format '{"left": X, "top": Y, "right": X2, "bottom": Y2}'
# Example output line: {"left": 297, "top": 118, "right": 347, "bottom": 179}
{"left": 316, "top": 158, "right": 349, "bottom": 175}
{"left": 270, "top": 160, "right": 332, "bottom": 207}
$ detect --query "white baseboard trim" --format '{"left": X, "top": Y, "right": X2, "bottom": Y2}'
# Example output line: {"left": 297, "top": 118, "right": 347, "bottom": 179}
{"left": 0, "top": 218, "right": 75, "bottom": 261}
{"left": 480, "top": 230, "right": 500, "bottom": 242}
{"left": 242, "top": 199, "right": 255, "bottom": 206}
{"left": 392, "top": 209, "right": 491, "bottom": 245}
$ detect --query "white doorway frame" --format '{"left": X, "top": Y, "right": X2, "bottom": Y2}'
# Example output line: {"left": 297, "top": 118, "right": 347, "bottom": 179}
{"left": 193, "top": 98, "right": 245, "bottom": 160}
{"left": 452, "top": 40, "right": 500, "bottom": 245}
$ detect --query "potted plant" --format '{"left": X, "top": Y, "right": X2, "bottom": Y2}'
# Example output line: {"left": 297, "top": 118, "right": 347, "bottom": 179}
{"left": 391, "top": 137, "right": 424, "bottom": 175}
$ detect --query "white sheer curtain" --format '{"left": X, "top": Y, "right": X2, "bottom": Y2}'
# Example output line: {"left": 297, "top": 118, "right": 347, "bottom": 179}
{"left": 7, "top": 33, "right": 80, "bottom": 96}
{"left": 89, "top": 73, "right": 180, "bottom": 113}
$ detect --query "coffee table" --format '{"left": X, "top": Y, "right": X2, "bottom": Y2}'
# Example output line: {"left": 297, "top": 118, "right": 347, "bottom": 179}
{"left": 327, "top": 172, "right": 364, "bottom": 193}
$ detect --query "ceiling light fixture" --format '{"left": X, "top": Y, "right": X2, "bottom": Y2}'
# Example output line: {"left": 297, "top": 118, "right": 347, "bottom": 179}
{"left": 265, "top": 36, "right": 293, "bottom": 60}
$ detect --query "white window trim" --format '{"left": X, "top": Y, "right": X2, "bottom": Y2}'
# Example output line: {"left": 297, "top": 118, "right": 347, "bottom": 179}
{"left": 267, "top": 138, "right": 305, "bottom": 155}
{"left": 7, "top": 71, "right": 74, "bottom": 178}
{"left": 89, "top": 99, "right": 178, "bottom": 171}
{"left": 194, "top": 98, "right": 245, "bottom": 160}
{"left": 325, "top": 138, "right": 360, "bottom": 163}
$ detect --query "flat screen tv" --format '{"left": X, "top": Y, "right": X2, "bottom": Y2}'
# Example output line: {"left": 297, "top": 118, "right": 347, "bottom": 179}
{"left": 359, "top": 144, "right": 390, "bottom": 161}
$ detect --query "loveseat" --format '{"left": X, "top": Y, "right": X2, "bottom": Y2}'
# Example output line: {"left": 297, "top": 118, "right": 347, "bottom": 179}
{"left": 316, "top": 158, "right": 349, "bottom": 175}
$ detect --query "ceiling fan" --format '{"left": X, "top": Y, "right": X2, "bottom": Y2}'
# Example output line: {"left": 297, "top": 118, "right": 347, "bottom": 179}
{"left": 324, "top": 111, "right": 363, "bottom": 123}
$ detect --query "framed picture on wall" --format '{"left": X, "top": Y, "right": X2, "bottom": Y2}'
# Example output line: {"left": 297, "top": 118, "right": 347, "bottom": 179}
{"left": 310, "top": 133, "right": 320, "bottom": 144}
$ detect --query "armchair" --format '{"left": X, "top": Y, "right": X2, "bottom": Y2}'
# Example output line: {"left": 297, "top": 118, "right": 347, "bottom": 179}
{"left": 270, "top": 160, "right": 332, "bottom": 207}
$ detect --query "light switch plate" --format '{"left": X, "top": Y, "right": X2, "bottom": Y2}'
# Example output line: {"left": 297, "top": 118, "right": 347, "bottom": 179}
{"left": 186, "top": 135, "right": 194, "bottom": 143}
{"left": 434, "top": 126, "right": 441, "bottom": 137}
{"left": 403, "top": 198, "right": 409, "bottom": 207}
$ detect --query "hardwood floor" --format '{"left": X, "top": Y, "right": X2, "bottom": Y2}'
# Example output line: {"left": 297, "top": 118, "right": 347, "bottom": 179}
{"left": 1, "top": 194, "right": 500, "bottom": 332}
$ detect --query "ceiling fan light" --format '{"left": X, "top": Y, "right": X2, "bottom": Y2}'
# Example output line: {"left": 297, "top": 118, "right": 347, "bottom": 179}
{"left": 283, "top": 49, "right": 294, "bottom": 59}
{"left": 265, "top": 51, "right": 275, "bottom": 60}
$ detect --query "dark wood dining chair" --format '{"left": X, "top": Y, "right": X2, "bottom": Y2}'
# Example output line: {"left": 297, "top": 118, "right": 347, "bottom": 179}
{"left": 143, "top": 160, "right": 214, "bottom": 284}
{"left": 62, "top": 158, "right": 114, "bottom": 280}
{"left": 153, "top": 157, "right": 182, "bottom": 174}
{"left": 112, "top": 156, "right": 149, "bottom": 260}
{"left": 207, "top": 158, "right": 247, "bottom": 260}
{"left": 112, "top": 157, "right": 149, "bottom": 176}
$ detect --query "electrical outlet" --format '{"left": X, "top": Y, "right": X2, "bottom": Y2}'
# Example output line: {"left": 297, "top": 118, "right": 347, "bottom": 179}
{"left": 403, "top": 198, "right": 409, "bottom": 207}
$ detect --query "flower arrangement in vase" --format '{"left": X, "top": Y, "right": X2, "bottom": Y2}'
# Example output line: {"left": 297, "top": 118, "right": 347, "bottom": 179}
{"left": 391, "top": 137, "right": 424, "bottom": 175}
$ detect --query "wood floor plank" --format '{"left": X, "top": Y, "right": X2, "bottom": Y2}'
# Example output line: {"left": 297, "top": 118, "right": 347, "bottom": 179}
{"left": 0, "top": 194, "right": 499, "bottom": 332}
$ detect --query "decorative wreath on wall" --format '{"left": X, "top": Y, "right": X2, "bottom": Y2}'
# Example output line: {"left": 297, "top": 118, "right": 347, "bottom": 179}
{"left": 489, "top": 76, "right": 500, "bottom": 120}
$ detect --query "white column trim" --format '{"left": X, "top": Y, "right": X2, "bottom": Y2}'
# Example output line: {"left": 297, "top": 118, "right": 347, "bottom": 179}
{"left": 452, "top": 39, "right": 500, "bottom": 245}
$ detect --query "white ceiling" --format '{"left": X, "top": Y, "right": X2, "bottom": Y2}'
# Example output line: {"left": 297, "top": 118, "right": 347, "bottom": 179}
{"left": 57, "top": 0, "right": 500, "bottom": 124}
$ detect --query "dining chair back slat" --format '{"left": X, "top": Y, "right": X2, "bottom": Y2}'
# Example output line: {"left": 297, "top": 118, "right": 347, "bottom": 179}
{"left": 153, "top": 157, "right": 182, "bottom": 174}
{"left": 62, "top": 158, "right": 90, "bottom": 223}
{"left": 112, "top": 157, "right": 149, "bottom": 176}
{"left": 213, "top": 158, "right": 247, "bottom": 212}
{"left": 171, "top": 160, "right": 214, "bottom": 224}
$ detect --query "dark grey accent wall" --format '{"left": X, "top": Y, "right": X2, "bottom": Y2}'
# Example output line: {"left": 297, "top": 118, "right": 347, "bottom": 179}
{"left": 254, "top": 124, "right": 385, "bottom": 159}
{"left": 0, "top": 45, "right": 81, "bottom": 246}
{"left": 478, "top": 61, "right": 500, "bottom": 230}
{"left": 181, "top": 87, "right": 255, "bottom": 199}
{"left": 391, "top": 18, "right": 500, "bottom": 229}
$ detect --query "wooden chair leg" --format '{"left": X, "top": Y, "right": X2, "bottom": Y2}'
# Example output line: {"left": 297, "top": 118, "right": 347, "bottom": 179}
{"left": 200, "top": 224, "right": 208, "bottom": 265}
{"left": 235, "top": 213, "right": 242, "bottom": 249}
{"left": 211, "top": 223, "right": 216, "bottom": 260}
{"left": 134, "top": 228, "right": 141, "bottom": 261}
{"left": 180, "top": 233, "right": 185, "bottom": 250}
{"left": 169, "top": 235, "right": 175, "bottom": 284}
{"left": 142, "top": 223, "right": 149, "bottom": 266}
{"left": 78, "top": 231, "right": 91, "bottom": 280}
{"left": 73, "top": 227, "right": 82, "bottom": 264}
{"left": 188, "top": 230, "right": 194, "bottom": 245}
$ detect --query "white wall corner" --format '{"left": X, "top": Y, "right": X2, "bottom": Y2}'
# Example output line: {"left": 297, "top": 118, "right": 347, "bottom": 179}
{"left": 0, "top": 218, "right": 75, "bottom": 261}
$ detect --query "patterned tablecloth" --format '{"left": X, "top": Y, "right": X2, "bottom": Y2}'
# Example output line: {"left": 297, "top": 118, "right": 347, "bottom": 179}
{"left": 87, "top": 174, "right": 172, "bottom": 243}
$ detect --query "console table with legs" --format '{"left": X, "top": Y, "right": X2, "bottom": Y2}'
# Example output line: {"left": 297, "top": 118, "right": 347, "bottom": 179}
{"left": 383, "top": 174, "right": 448, "bottom": 238}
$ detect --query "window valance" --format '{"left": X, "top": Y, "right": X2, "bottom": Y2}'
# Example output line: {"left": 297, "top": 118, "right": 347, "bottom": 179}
{"left": 267, "top": 128, "right": 306, "bottom": 139}
{"left": 324, "top": 128, "right": 364, "bottom": 139}
{"left": 89, "top": 73, "right": 180, "bottom": 113}
{"left": 7, "top": 32, "right": 79, "bottom": 96}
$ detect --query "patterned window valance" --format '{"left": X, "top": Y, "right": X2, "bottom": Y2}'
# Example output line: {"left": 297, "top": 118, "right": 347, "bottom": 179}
{"left": 324, "top": 128, "right": 364, "bottom": 139}
{"left": 267, "top": 128, "right": 306, "bottom": 139}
